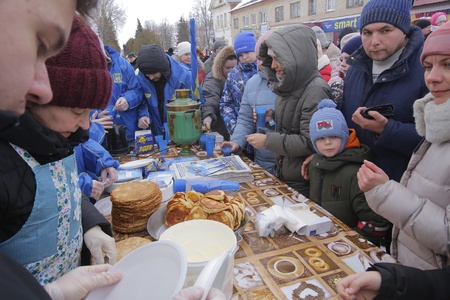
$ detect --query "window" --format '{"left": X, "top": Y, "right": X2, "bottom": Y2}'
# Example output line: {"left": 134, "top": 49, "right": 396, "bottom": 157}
{"left": 347, "top": 0, "right": 364, "bottom": 7}
{"left": 326, "top": 0, "right": 336, "bottom": 11}
{"left": 251, "top": 13, "right": 256, "bottom": 26}
{"left": 220, "top": 15, "right": 223, "bottom": 28}
{"left": 224, "top": 13, "right": 227, "bottom": 28}
{"left": 233, "top": 18, "right": 239, "bottom": 29}
{"left": 275, "top": 6, "right": 284, "bottom": 22}
{"left": 243, "top": 15, "right": 249, "bottom": 27}
{"left": 260, "top": 10, "right": 267, "bottom": 24}
{"left": 216, "top": 16, "right": 219, "bottom": 29}
{"left": 308, "top": 0, "right": 316, "bottom": 15}
{"left": 290, "top": 2, "right": 300, "bottom": 18}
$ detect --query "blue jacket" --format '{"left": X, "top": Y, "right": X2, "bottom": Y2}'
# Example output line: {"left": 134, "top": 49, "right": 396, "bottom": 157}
{"left": 219, "top": 60, "right": 258, "bottom": 135}
{"left": 74, "top": 139, "right": 119, "bottom": 198}
{"left": 341, "top": 26, "right": 428, "bottom": 181}
{"left": 104, "top": 46, "right": 143, "bottom": 141}
{"left": 231, "top": 71, "right": 276, "bottom": 174}
{"left": 88, "top": 122, "right": 106, "bottom": 144}
{"left": 136, "top": 55, "right": 193, "bottom": 136}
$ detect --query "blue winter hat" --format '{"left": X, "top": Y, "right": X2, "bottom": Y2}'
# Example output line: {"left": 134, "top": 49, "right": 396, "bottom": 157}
{"left": 341, "top": 35, "right": 362, "bottom": 55}
{"left": 360, "top": 0, "right": 412, "bottom": 34}
{"left": 233, "top": 32, "right": 257, "bottom": 57}
{"left": 310, "top": 99, "right": 349, "bottom": 156}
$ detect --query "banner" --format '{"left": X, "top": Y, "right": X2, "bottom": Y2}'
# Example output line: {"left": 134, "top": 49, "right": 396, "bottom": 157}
{"left": 190, "top": 18, "right": 205, "bottom": 105}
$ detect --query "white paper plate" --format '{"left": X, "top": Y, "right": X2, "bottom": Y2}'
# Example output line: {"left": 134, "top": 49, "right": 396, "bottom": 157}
{"left": 194, "top": 251, "right": 231, "bottom": 300}
{"left": 94, "top": 197, "right": 112, "bottom": 216}
{"left": 119, "top": 158, "right": 154, "bottom": 170}
{"left": 86, "top": 241, "right": 187, "bottom": 300}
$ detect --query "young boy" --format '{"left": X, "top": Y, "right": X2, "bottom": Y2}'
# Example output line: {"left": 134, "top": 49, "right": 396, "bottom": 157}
{"left": 307, "top": 99, "right": 389, "bottom": 245}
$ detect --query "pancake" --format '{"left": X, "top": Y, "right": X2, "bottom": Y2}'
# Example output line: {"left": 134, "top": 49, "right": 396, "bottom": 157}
{"left": 115, "top": 237, "right": 151, "bottom": 261}
{"left": 165, "top": 202, "right": 191, "bottom": 227}
{"left": 204, "top": 190, "right": 226, "bottom": 201}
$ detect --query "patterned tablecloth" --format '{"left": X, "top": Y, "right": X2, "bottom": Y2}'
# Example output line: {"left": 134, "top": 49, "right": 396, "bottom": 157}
{"left": 106, "top": 144, "right": 395, "bottom": 300}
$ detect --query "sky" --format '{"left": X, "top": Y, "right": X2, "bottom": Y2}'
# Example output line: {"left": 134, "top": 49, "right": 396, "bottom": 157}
{"left": 115, "top": 0, "right": 196, "bottom": 46}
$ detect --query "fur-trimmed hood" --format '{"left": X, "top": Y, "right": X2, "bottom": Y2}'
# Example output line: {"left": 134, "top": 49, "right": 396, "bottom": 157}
{"left": 212, "top": 45, "right": 236, "bottom": 83}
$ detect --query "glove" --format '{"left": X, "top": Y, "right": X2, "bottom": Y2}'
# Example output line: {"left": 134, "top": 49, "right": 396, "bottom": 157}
{"left": 84, "top": 226, "right": 118, "bottom": 265}
{"left": 172, "top": 286, "right": 226, "bottom": 300}
{"left": 90, "top": 180, "right": 104, "bottom": 201}
{"left": 203, "top": 116, "right": 212, "bottom": 130}
{"left": 100, "top": 167, "right": 118, "bottom": 187}
{"left": 43, "top": 264, "right": 121, "bottom": 300}
{"left": 138, "top": 116, "right": 150, "bottom": 129}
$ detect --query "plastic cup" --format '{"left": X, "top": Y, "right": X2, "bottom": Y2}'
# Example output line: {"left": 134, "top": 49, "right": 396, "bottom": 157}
{"left": 155, "top": 135, "right": 164, "bottom": 145}
{"left": 205, "top": 139, "right": 215, "bottom": 156}
{"left": 199, "top": 134, "right": 208, "bottom": 150}
{"left": 256, "top": 107, "right": 266, "bottom": 128}
{"left": 158, "top": 139, "right": 168, "bottom": 155}
{"left": 221, "top": 145, "right": 232, "bottom": 156}
{"left": 206, "top": 133, "right": 216, "bottom": 145}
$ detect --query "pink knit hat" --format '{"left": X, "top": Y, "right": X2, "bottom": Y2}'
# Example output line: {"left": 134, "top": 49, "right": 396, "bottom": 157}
{"left": 255, "top": 30, "right": 274, "bottom": 57}
{"left": 46, "top": 15, "right": 112, "bottom": 109}
{"left": 420, "top": 20, "right": 450, "bottom": 64}
{"left": 431, "top": 12, "right": 447, "bottom": 26}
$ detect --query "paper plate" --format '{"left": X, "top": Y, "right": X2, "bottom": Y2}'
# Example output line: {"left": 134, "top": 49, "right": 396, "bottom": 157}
{"left": 86, "top": 241, "right": 187, "bottom": 300}
{"left": 94, "top": 196, "right": 112, "bottom": 216}
{"left": 119, "top": 158, "right": 154, "bottom": 170}
{"left": 194, "top": 251, "right": 231, "bottom": 300}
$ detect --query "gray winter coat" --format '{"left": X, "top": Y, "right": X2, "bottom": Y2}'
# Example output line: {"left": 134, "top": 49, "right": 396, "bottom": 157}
{"left": 260, "top": 24, "right": 331, "bottom": 196}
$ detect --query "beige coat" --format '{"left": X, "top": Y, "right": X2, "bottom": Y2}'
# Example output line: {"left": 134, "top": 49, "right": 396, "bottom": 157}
{"left": 365, "top": 93, "right": 450, "bottom": 270}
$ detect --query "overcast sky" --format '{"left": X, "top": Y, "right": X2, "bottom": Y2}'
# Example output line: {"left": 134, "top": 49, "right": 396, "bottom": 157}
{"left": 115, "top": 0, "right": 196, "bottom": 46}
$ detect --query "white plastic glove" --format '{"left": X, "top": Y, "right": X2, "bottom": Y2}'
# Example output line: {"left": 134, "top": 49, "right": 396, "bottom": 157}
{"left": 90, "top": 180, "right": 104, "bottom": 201}
{"left": 138, "top": 116, "right": 150, "bottom": 129}
{"left": 172, "top": 286, "right": 226, "bottom": 300}
{"left": 84, "top": 226, "right": 118, "bottom": 265}
{"left": 100, "top": 167, "right": 118, "bottom": 187}
{"left": 43, "top": 264, "right": 121, "bottom": 300}
{"left": 203, "top": 116, "right": 212, "bottom": 130}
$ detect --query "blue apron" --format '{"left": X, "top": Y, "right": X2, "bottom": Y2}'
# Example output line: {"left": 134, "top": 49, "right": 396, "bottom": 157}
{"left": 0, "top": 145, "right": 83, "bottom": 285}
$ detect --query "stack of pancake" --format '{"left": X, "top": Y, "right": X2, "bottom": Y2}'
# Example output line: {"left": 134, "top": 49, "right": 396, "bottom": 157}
{"left": 111, "top": 181, "right": 162, "bottom": 233}
{"left": 165, "top": 190, "right": 246, "bottom": 231}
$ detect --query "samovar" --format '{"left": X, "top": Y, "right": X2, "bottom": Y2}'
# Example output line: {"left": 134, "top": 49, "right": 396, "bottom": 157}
{"left": 166, "top": 89, "right": 202, "bottom": 155}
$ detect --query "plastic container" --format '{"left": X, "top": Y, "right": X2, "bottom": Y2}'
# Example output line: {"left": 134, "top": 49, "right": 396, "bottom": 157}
{"left": 173, "top": 179, "right": 240, "bottom": 194}
{"left": 159, "top": 220, "right": 237, "bottom": 297}
{"left": 221, "top": 145, "right": 232, "bottom": 156}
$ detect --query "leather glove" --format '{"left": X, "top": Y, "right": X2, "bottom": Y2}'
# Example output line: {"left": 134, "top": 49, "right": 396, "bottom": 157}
{"left": 84, "top": 226, "right": 118, "bottom": 265}
{"left": 203, "top": 116, "right": 212, "bottom": 130}
{"left": 172, "top": 286, "right": 226, "bottom": 300}
{"left": 43, "top": 264, "right": 121, "bottom": 300}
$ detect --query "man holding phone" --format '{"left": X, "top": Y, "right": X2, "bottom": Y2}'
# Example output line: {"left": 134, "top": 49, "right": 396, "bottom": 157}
{"left": 341, "top": 0, "right": 428, "bottom": 182}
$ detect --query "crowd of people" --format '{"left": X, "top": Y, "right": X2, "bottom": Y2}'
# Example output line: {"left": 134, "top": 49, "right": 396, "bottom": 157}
{"left": 1, "top": 0, "right": 450, "bottom": 298}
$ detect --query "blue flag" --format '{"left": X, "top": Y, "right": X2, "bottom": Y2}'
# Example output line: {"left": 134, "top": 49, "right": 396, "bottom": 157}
{"left": 190, "top": 18, "right": 204, "bottom": 105}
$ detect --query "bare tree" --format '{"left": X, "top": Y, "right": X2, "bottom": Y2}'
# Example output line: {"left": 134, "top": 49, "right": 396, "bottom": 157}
{"left": 157, "top": 18, "right": 176, "bottom": 51}
{"left": 91, "top": 0, "right": 126, "bottom": 52}
{"left": 192, "top": 0, "right": 213, "bottom": 51}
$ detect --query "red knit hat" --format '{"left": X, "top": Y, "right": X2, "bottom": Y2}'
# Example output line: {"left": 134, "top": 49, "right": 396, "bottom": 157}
{"left": 420, "top": 20, "right": 450, "bottom": 65}
{"left": 46, "top": 15, "right": 112, "bottom": 109}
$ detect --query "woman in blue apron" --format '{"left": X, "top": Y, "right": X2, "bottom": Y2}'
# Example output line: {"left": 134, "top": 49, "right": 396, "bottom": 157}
{"left": 0, "top": 15, "right": 117, "bottom": 285}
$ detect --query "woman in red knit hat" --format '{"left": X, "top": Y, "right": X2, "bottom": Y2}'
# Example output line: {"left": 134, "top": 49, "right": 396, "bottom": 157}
{"left": 0, "top": 14, "right": 119, "bottom": 292}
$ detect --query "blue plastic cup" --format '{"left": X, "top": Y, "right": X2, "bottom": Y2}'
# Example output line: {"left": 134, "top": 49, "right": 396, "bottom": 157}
{"left": 206, "top": 134, "right": 216, "bottom": 144}
{"left": 155, "top": 135, "right": 164, "bottom": 145}
{"left": 256, "top": 107, "right": 266, "bottom": 127}
{"left": 158, "top": 139, "right": 168, "bottom": 155}
{"left": 199, "top": 134, "right": 208, "bottom": 150}
{"left": 205, "top": 138, "right": 215, "bottom": 156}
{"left": 221, "top": 145, "right": 232, "bottom": 156}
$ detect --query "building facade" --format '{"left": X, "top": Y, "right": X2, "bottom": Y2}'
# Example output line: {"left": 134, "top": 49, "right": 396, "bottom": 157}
{"left": 210, "top": 0, "right": 450, "bottom": 46}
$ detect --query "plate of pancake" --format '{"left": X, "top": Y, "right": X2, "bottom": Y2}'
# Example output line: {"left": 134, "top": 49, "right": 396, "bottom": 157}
{"left": 147, "top": 190, "right": 248, "bottom": 240}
